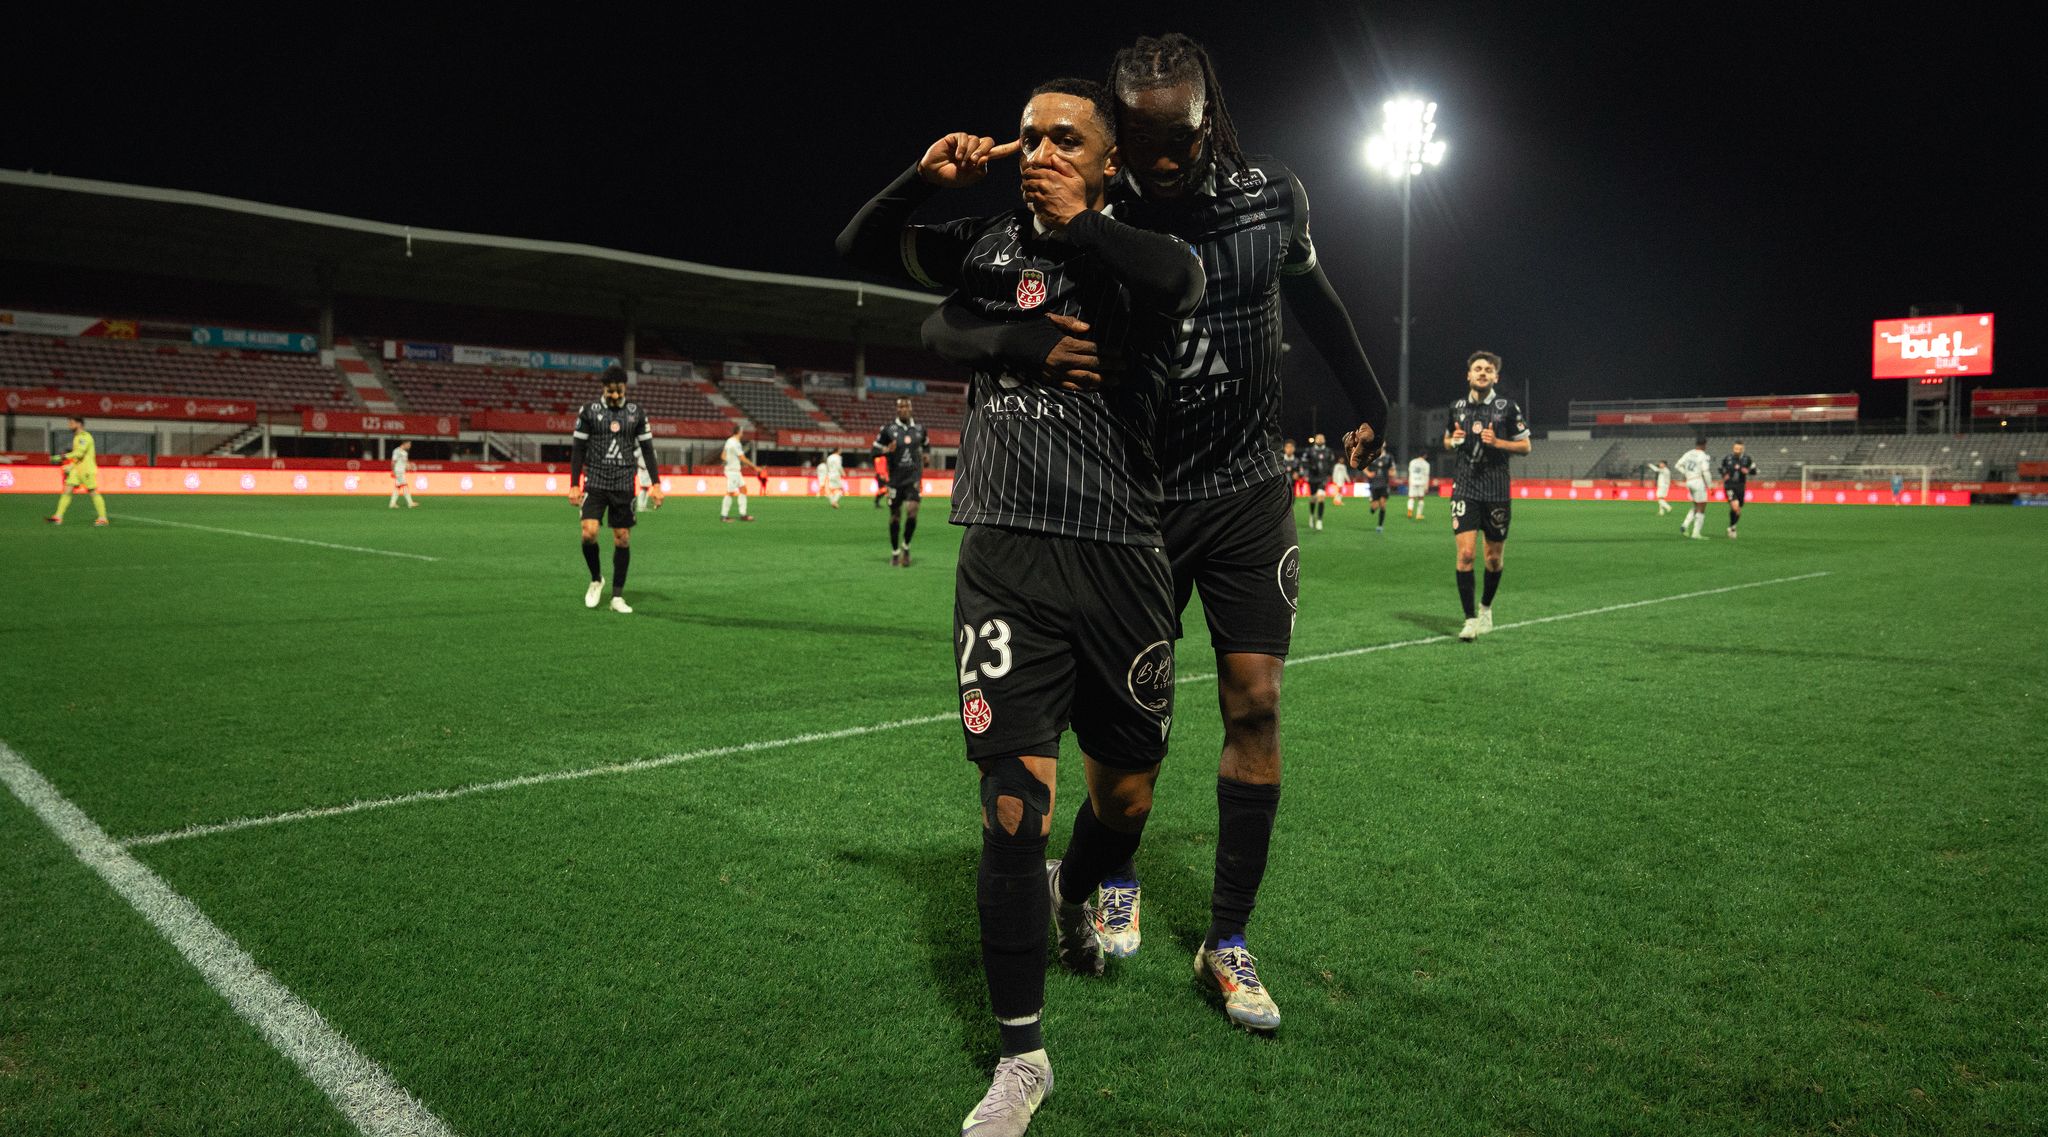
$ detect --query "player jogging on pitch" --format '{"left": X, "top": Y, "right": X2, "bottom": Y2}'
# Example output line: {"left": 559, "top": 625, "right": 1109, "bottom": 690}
{"left": 389, "top": 440, "right": 418, "bottom": 508}
{"left": 1650, "top": 460, "right": 1673, "bottom": 515}
{"left": 1445, "top": 350, "right": 1531, "bottom": 641}
{"left": 913, "top": 33, "right": 1390, "bottom": 1040}
{"left": 841, "top": 74, "right": 1204, "bottom": 1136}
{"left": 822, "top": 449, "right": 847, "bottom": 508}
{"left": 1720, "top": 440, "right": 1757, "bottom": 538}
{"left": 1674, "top": 437, "right": 1713, "bottom": 540}
{"left": 1364, "top": 447, "right": 1394, "bottom": 532}
{"left": 569, "top": 366, "right": 664, "bottom": 613}
{"left": 1300, "top": 432, "right": 1336, "bottom": 531}
{"left": 874, "top": 397, "right": 929, "bottom": 565}
{"left": 46, "top": 415, "right": 108, "bottom": 526}
{"left": 719, "top": 422, "right": 762, "bottom": 522}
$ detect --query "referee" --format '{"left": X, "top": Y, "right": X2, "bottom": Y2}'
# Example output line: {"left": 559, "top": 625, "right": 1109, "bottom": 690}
{"left": 568, "top": 365, "right": 664, "bottom": 613}
{"left": 839, "top": 76, "right": 1202, "bottom": 1136}
{"left": 905, "top": 33, "right": 1390, "bottom": 1037}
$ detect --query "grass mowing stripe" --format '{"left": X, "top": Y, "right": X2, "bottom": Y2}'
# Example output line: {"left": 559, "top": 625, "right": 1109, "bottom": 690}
{"left": 0, "top": 739, "right": 457, "bottom": 1137}
{"left": 114, "top": 514, "right": 442, "bottom": 561}
{"left": 120, "top": 572, "right": 1829, "bottom": 849}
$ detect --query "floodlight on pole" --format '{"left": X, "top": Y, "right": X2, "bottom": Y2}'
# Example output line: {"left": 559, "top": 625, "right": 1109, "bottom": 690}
{"left": 1363, "top": 97, "right": 1447, "bottom": 464}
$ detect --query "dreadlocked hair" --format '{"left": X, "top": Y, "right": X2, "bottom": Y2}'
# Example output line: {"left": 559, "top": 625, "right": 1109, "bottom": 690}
{"left": 1109, "top": 33, "right": 1246, "bottom": 173}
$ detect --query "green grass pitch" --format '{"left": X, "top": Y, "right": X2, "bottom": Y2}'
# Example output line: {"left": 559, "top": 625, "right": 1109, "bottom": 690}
{"left": 2, "top": 492, "right": 2043, "bottom": 1135}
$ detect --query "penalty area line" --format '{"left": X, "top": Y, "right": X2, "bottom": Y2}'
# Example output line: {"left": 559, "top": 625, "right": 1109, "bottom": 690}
{"left": 115, "top": 514, "right": 441, "bottom": 561}
{"left": 122, "top": 571, "right": 1829, "bottom": 848}
{"left": 0, "top": 739, "right": 458, "bottom": 1137}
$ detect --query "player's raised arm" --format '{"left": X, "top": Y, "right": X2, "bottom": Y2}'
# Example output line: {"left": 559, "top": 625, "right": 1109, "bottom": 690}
{"left": 835, "top": 134, "right": 1020, "bottom": 290}
{"left": 1276, "top": 174, "right": 1388, "bottom": 448}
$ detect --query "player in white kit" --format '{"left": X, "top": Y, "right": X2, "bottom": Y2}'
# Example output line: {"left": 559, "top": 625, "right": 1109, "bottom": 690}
{"left": 1650, "top": 461, "right": 1672, "bottom": 515}
{"left": 1405, "top": 454, "right": 1430, "bottom": 520}
{"left": 720, "top": 423, "right": 762, "bottom": 522}
{"left": 389, "top": 441, "right": 417, "bottom": 508}
{"left": 1673, "top": 440, "right": 1712, "bottom": 539}
{"left": 822, "top": 449, "right": 846, "bottom": 508}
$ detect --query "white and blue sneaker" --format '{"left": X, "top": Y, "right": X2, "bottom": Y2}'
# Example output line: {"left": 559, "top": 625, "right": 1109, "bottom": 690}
{"left": 1094, "top": 876, "right": 1142, "bottom": 958}
{"left": 1194, "top": 935, "right": 1282, "bottom": 1033}
{"left": 961, "top": 1051, "right": 1052, "bottom": 1137}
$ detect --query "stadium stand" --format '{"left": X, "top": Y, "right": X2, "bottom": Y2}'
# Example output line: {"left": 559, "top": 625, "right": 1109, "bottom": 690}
{"left": 716, "top": 376, "right": 819, "bottom": 432}
{"left": 811, "top": 388, "right": 968, "bottom": 435}
{"left": 381, "top": 358, "right": 727, "bottom": 421}
{"left": 0, "top": 333, "right": 357, "bottom": 414}
{"left": 1514, "top": 438, "right": 1618, "bottom": 480}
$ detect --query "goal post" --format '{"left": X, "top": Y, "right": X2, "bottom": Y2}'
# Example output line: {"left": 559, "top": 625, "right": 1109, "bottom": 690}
{"left": 1799, "top": 464, "right": 1932, "bottom": 504}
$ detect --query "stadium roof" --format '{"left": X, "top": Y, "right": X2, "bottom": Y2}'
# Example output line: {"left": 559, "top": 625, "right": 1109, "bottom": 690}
{"left": 0, "top": 169, "right": 938, "bottom": 349}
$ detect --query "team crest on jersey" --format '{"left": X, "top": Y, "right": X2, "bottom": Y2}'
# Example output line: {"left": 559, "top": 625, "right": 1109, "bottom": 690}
{"left": 1228, "top": 167, "right": 1267, "bottom": 196}
{"left": 1016, "top": 269, "right": 1047, "bottom": 310}
{"left": 962, "top": 689, "right": 993, "bottom": 734}
{"left": 608, "top": 421, "right": 621, "bottom": 433}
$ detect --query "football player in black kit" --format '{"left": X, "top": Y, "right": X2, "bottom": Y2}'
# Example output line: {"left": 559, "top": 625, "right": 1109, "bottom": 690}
{"left": 1365, "top": 448, "right": 1395, "bottom": 532}
{"left": 1300, "top": 433, "right": 1337, "bottom": 532}
{"left": 874, "top": 396, "right": 930, "bottom": 565}
{"left": 568, "top": 365, "right": 664, "bottom": 614}
{"left": 1720, "top": 440, "right": 1758, "bottom": 538}
{"left": 1444, "top": 351, "right": 1531, "bottom": 641}
{"left": 905, "top": 33, "right": 1389, "bottom": 1039}
{"left": 838, "top": 77, "right": 1203, "bottom": 1137}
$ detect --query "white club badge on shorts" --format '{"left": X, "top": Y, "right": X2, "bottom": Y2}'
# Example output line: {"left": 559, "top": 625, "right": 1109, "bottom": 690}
{"left": 962, "top": 689, "right": 993, "bottom": 734}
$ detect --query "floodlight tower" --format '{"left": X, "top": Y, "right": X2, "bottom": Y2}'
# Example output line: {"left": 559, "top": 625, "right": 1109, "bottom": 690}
{"left": 1364, "top": 97, "right": 1447, "bottom": 461}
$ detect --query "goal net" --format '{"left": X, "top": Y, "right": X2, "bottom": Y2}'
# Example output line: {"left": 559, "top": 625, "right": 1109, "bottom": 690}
{"left": 1800, "top": 464, "right": 1932, "bottom": 504}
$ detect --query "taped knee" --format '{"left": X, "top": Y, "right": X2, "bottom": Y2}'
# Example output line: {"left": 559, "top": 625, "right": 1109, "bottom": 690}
{"left": 980, "top": 757, "right": 1050, "bottom": 839}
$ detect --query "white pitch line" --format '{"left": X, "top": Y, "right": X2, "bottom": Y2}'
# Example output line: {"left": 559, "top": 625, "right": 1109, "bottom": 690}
{"left": 0, "top": 740, "right": 457, "bottom": 1137}
{"left": 122, "top": 713, "right": 958, "bottom": 848}
{"left": 122, "top": 571, "right": 1829, "bottom": 848}
{"left": 116, "top": 514, "right": 441, "bottom": 561}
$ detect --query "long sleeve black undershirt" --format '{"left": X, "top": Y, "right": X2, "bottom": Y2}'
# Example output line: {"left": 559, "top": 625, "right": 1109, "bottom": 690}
{"left": 639, "top": 437, "right": 660, "bottom": 486}
{"left": 570, "top": 435, "right": 586, "bottom": 487}
{"left": 920, "top": 303, "right": 1068, "bottom": 379}
{"left": 837, "top": 163, "right": 1204, "bottom": 318}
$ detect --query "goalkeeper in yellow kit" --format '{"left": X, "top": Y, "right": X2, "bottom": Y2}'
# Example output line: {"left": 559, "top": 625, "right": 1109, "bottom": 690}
{"left": 47, "top": 415, "right": 109, "bottom": 526}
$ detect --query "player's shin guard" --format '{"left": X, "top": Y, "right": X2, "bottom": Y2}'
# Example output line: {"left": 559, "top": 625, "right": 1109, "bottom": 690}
{"left": 1456, "top": 569, "right": 1477, "bottom": 618}
{"left": 612, "top": 547, "right": 630, "bottom": 596}
{"left": 1483, "top": 568, "right": 1502, "bottom": 607}
{"left": 91, "top": 493, "right": 106, "bottom": 521}
{"left": 903, "top": 513, "right": 917, "bottom": 549}
{"left": 721, "top": 495, "right": 732, "bottom": 518}
{"left": 888, "top": 516, "right": 901, "bottom": 551}
{"left": 54, "top": 492, "right": 74, "bottom": 519}
{"left": 979, "top": 825, "right": 1050, "bottom": 1056}
{"left": 1058, "top": 799, "right": 1143, "bottom": 908}
{"left": 581, "top": 541, "right": 602, "bottom": 582}
{"left": 1210, "top": 777, "right": 1281, "bottom": 947}
{"left": 736, "top": 492, "right": 748, "bottom": 515}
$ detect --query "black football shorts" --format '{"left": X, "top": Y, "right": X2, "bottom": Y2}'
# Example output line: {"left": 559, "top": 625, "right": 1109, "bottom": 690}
{"left": 889, "top": 479, "right": 923, "bottom": 507}
{"left": 1451, "top": 498, "right": 1511, "bottom": 541}
{"left": 1161, "top": 475, "right": 1299, "bottom": 658}
{"left": 953, "top": 525, "right": 1176, "bottom": 768}
{"left": 580, "top": 486, "right": 637, "bottom": 528}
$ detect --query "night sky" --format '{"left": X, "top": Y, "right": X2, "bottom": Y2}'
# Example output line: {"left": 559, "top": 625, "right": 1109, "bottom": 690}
{"left": 6, "top": 6, "right": 2034, "bottom": 439}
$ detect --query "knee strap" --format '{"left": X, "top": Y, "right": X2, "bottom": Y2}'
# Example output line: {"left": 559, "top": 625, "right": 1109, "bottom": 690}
{"left": 979, "top": 756, "right": 1050, "bottom": 839}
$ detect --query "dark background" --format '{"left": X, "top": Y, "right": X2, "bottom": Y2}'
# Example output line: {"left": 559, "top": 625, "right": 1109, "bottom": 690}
{"left": 5, "top": 5, "right": 2034, "bottom": 439}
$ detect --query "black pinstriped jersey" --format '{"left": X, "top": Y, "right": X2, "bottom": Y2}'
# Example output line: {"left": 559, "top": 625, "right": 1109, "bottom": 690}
{"left": 1445, "top": 395, "right": 1530, "bottom": 502}
{"left": 1111, "top": 157, "right": 1317, "bottom": 501}
{"left": 1366, "top": 453, "right": 1394, "bottom": 489}
{"left": 573, "top": 401, "right": 654, "bottom": 493}
{"left": 1299, "top": 442, "right": 1336, "bottom": 486}
{"left": 1719, "top": 453, "right": 1757, "bottom": 487}
{"left": 875, "top": 419, "right": 928, "bottom": 485}
{"left": 904, "top": 209, "right": 1182, "bottom": 545}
